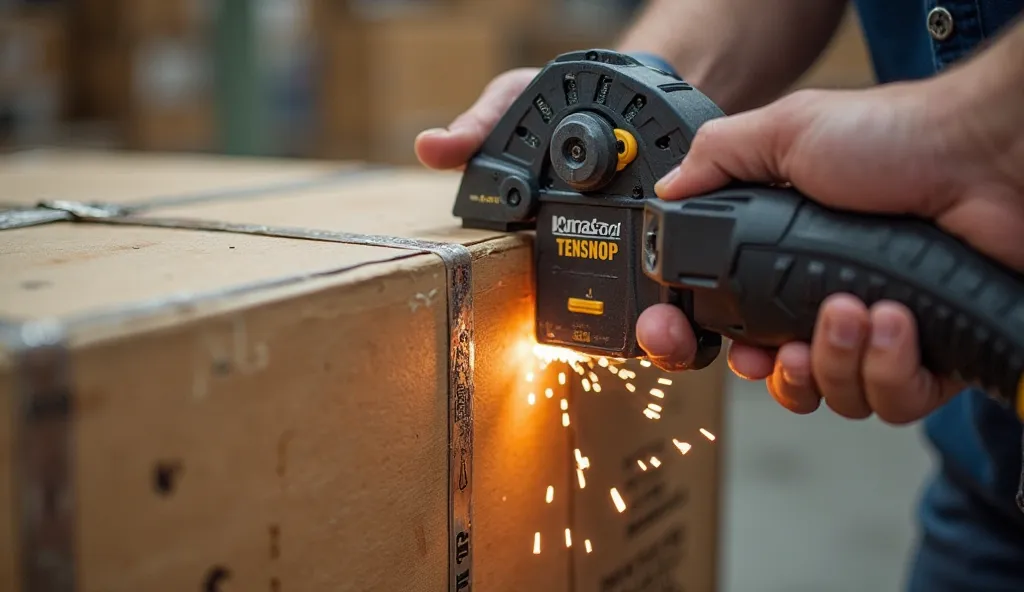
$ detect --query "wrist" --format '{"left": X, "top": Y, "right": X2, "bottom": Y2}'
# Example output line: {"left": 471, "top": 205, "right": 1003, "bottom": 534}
{"left": 926, "top": 45, "right": 1024, "bottom": 191}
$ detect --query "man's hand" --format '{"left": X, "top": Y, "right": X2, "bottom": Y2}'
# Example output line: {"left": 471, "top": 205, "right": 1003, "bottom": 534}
{"left": 639, "top": 76, "right": 1024, "bottom": 423}
{"left": 415, "top": 68, "right": 538, "bottom": 170}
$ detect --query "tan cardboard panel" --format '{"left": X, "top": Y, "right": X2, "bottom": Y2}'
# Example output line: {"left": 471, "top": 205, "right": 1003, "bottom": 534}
{"left": 0, "top": 149, "right": 354, "bottom": 207}
{"left": 143, "top": 169, "right": 502, "bottom": 245}
{"left": 461, "top": 245, "right": 572, "bottom": 589}
{"left": 571, "top": 357, "right": 725, "bottom": 591}
{"left": 0, "top": 365, "right": 14, "bottom": 592}
{"left": 0, "top": 223, "right": 405, "bottom": 321}
{"left": 0, "top": 234, "right": 571, "bottom": 591}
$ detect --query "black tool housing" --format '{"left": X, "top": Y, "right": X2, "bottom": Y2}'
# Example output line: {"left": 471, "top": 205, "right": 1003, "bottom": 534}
{"left": 452, "top": 49, "right": 723, "bottom": 359}
{"left": 452, "top": 49, "right": 1024, "bottom": 412}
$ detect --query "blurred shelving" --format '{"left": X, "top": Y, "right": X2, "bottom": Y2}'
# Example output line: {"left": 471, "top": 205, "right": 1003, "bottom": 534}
{"left": 1, "top": 0, "right": 874, "bottom": 163}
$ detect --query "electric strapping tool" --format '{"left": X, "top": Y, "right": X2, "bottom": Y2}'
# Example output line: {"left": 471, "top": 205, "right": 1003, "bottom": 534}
{"left": 451, "top": 49, "right": 1024, "bottom": 418}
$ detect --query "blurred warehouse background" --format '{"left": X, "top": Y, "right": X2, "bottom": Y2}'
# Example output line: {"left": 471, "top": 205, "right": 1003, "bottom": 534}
{"left": 1, "top": 0, "right": 876, "bottom": 163}
{"left": 1, "top": 1, "right": 935, "bottom": 590}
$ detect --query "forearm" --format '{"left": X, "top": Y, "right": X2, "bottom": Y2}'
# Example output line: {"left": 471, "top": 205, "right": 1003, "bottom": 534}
{"left": 931, "top": 16, "right": 1024, "bottom": 187}
{"left": 616, "top": 0, "right": 850, "bottom": 113}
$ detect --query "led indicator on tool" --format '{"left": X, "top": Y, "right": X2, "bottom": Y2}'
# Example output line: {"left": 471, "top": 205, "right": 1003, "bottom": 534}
{"left": 568, "top": 297, "right": 604, "bottom": 316}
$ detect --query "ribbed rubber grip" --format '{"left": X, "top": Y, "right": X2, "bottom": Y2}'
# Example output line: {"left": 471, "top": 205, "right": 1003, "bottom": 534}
{"left": 643, "top": 186, "right": 1024, "bottom": 406}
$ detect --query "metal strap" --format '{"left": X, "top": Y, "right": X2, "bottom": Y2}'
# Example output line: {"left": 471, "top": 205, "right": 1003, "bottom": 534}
{"left": 0, "top": 166, "right": 391, "bottom": 232}
{"left": 2, "top": 321, "right": 75, "bottom": 592}
{"left": 5, "top": 210, "right": 476, "bottom": 591}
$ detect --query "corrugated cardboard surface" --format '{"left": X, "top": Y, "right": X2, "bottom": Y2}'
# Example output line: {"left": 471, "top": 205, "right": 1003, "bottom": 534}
{"left": 572, "top": 357, "right": 724, "bottom": 592}
{"left": 0, "top": 150, "right": 724, "bottom": 591}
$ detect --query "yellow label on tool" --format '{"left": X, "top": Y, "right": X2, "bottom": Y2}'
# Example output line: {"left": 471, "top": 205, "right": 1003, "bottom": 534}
{"left": 556, "top": 238, "right": 619, "bottom": 261}
{"left": 468, "top": 194, "right": 501, "bottom": 204}
{"left": 568, "top": 297, "right": 604, "bottom": 316}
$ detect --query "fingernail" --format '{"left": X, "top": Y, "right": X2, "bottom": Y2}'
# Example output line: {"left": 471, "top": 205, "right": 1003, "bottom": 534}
{"left": 649, "top": 356, "right": 691, "bottom": 372}
{"left": 871, "top": 317, "right": 901, "bottom": 349}
{"left": 654, "top": 165, "right": 682, "bottom": 195}
{"left": 668, "top": 320, "right": 686, "bottom": 347}
{"left": 828, "top": 317, "right": 861, "bottom": 349}
{"left": 416, "top": 127, "right": 447, "bottom": 140}
{"left": 781, "top": 365, "right": 808, "bottom": 387}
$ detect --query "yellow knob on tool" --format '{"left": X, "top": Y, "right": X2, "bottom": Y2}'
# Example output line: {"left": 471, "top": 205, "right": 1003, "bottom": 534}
{"left": 614, "top": 129, "right": 638, "bottom": 171}
{"left": 1017, "top": 375, "right": 1024, "bottom": 421}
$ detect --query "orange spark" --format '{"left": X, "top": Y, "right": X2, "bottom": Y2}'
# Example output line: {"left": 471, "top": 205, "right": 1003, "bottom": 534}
{"left": 700, "top": 428, "right": 716, "bottom": 441}
{"left": 558, "top": 372, "right": 566, "bottom": 385}
{"left": 610, "top": 488, "right": 627, "bottom": 513}
{"left": 673, "top": 439, "right": 692, "bottom": 455}
{"left": 533, "top": 532, "right": 541, "bottom": 554}
{"left": 640, "top": 360, "right": 652, "bottom": 368}
{"left": 582, "top": 379, "right": 591, "bottom": 392}
{"left": 649, "top": 456, "right": 662, "bottom": 468}
{"left": 637, "top": 459, "right": 648, "bottom": 471}
{"left": 545, "top": 388, "right": 554, "bottom": 399}
{"left": 527, "top": 393, "right": 536, "bottom": 405}
{"left": 593, "top": 383, "right": 602, "bottom": 393}
{"left": 649, "top": 388, "right": 665, "bottom": 399}
{"left": 658, "top": 377, "right": 673, "bottom": 386}
{"left": 565, "top": 528, "right": 573, "bottom": 548}
{"left": 585, "top": 540, "right": 593, "bottom": 553}
{"left": 625, "top": 383, "right": 636, "bottom": 393}
{"left": 560, "top": 399, "right": 568, "bottom": 411}
{"left": 576, "top": 468, "right": 587, "bottom": 489}
{"left": 643, "top": 409, "right": 661, "bottom": 420}
{"left": 525, "top": 372, "right": 534, "bottom": 382}
{"left": 532, "top": 344, "right": 590, "bottom": 366}
{"left": 546, "top": 486, "right": 554, "bottom": 503}
{"left": 647, "top": 403, "right": 662, "bottom": 413}
{"left": 562, "top": 412, "right": 571, "bottom": 427}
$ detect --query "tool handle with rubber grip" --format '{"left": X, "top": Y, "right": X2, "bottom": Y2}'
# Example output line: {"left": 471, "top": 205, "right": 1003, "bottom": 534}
{"left": 643, "top": 186, "right": 1024, "bottom": 409}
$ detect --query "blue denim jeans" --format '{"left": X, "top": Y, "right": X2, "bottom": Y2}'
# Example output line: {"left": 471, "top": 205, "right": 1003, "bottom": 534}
{"left": 906, "top": 461, "right": 1024, "bottom": 591}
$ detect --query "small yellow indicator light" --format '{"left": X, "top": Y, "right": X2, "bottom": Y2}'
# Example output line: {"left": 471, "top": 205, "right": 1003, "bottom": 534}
{"left": 568, "top": 297, "right": 604, "bottom": 316}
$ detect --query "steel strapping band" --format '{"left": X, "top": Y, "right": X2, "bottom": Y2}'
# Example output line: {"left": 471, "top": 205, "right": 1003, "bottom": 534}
{"left": 2, "top": 321, "right": 76, "bottom": 592}
{"left": 0, "top": 165, "right": 392, "bottom": 232}
{"left": 55, "top": 212, "right": 477, "bottom": 591}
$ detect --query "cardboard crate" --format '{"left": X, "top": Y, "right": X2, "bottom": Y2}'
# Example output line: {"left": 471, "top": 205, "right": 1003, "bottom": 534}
{"left": 0, "top": 149, "right": 726, "bottom": 591}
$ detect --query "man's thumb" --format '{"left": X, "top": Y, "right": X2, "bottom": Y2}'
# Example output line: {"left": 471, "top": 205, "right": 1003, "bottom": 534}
{"left": 654, "top": 107, "right": 791, "bottom": 199}
{"left": 415, "top": 68, "right": 537, "bottom": 171}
